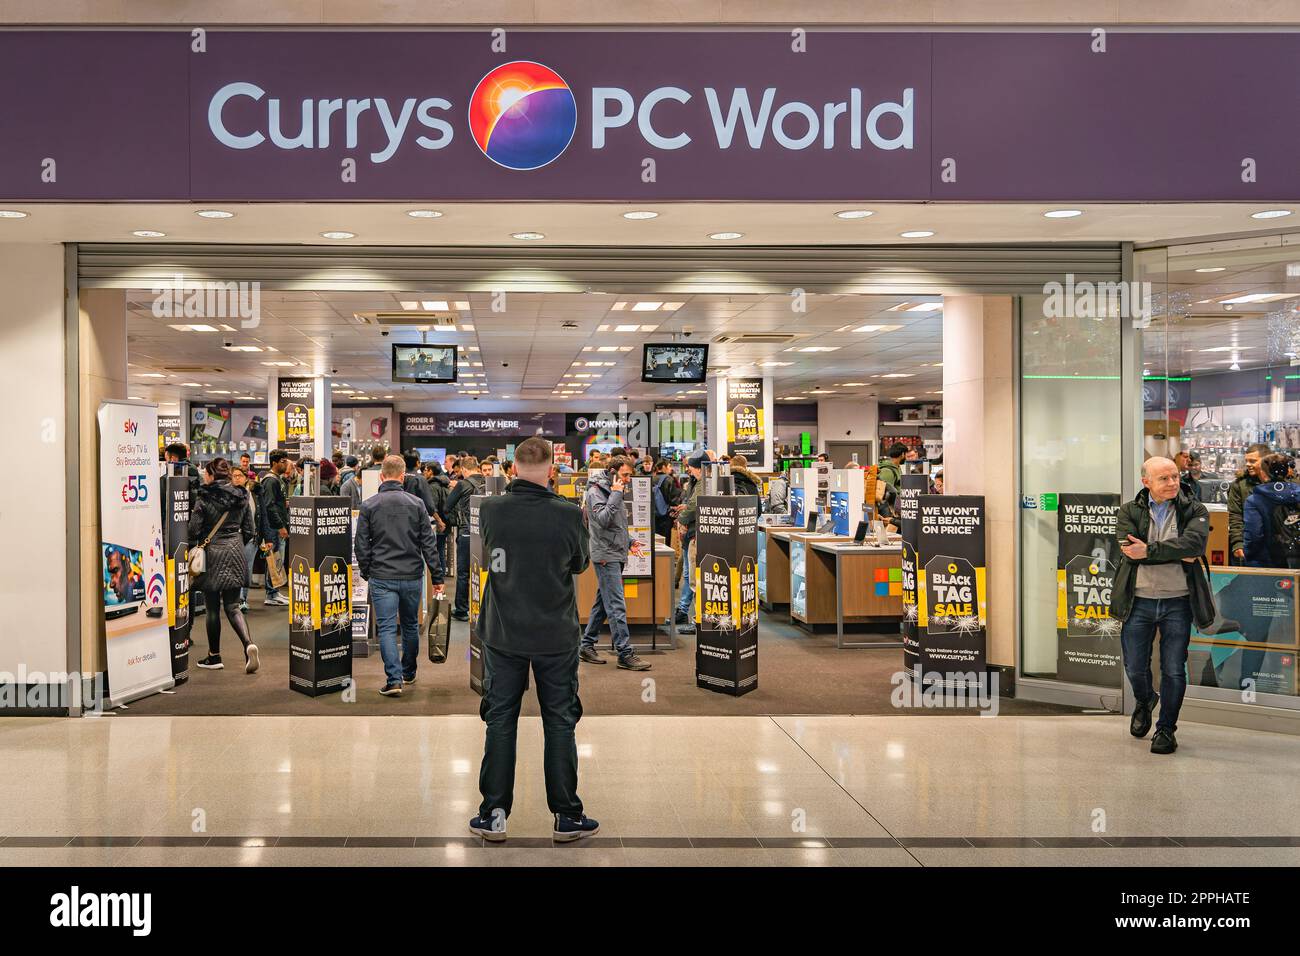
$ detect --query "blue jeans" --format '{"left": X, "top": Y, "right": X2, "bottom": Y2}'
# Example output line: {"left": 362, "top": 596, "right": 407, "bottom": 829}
{"left": 1120, "top": 595, "right": 1192, "bottom": 732}
{"left": 240, "top": 538, "right": 257, "bottom": 603}
{"left": 265, "top": 536, "right": 286, "bottom": 598}
{"left": 370, "top": 577, "right": 423, "bottom": 685}
{"left": 676, "top": 539, "right": 695, "bottom": 615}
{"left": 583, "top": 561, "right": 632, "bottom": 658}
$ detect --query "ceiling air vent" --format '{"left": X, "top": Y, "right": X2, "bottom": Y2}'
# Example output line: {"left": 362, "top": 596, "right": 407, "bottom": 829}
{"left": 354, "top": 311, "right": 459, "bottom": 328}
{"left": 711, "top": 333, "right": 798, "bottom": 344}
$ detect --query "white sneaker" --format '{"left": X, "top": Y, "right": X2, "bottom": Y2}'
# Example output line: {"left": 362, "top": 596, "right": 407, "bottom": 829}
{"left": 245, "top": 644, "right": 260, "bottom": 674}
{"left": 265, "top": 593, "right": 289, "bottom": 607}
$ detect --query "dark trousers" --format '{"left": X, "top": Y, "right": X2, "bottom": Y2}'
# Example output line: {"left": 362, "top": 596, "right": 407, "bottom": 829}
{"left": 478, "top": 645, "right": 584, "bottom": 820}
{"left": 454, "top": 528, "right": 471, "bottom": 615}
{"left": 203, "top": 586, "right": 251, "bottom": 657}
{"left": 1120, "top": 595, "right": 1192, "bottom": 732}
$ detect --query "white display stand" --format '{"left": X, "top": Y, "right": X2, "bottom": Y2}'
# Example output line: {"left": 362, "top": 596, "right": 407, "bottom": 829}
{"left": 829, "top": 468, "right": 866, "bottom": 537}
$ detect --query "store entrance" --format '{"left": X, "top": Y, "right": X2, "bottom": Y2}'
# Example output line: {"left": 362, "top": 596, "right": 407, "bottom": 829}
{"left": 95, "top": 278, "right": 1058, "bottom": 718}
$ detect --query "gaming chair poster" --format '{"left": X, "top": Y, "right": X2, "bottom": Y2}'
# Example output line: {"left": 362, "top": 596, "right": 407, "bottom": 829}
{"left": 287, "top": 497, "right": 354, "bottom": 697}
{"left": 98, "top": 400, "right": 175, "bottom": 706}
{"left": 1192, "top": 568, "right": 1300, "bottom": 650}
{"left": 915, "top": 495, "right": 987, "bottom": 676}
{"left": 694, "top": 495, "right": 760, "bottom": 696}
{"left": 897, "top": 474, "right": 928, "bottom": 671}
{"left": 1056, "top": 493, "right": 1123, "bottom": 687}
{"left": 726, "top": 378, "right": 764, "bottom": 461}
{"left": 277, "top": 377, "right": 315, "bottom": 455}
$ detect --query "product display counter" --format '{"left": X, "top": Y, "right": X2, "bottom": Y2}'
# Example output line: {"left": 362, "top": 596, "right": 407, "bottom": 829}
{"left": 810, "top": 540, "right": 905, "bottom": 648}
{"left": 763, "top": 527, "right": 841, "bottom": 611}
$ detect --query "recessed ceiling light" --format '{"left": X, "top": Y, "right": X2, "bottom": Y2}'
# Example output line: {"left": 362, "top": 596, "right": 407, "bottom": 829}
{"left": 133, "top": 230, "right": 166, "bottom": 238}
{"left": 321, "top": 231, "right": 355, "bottom": 240}
{"left": 852, "top": 324, "right": 902, "bottom": 333}
{"left": 512, "top": 232, "right": 545, "bottom": 240}
{"left": 0, "top": 210, "right": 29, "bottom": 219}
{"left": 1194, "top": 267, "right": 1226, "bottom": 273}
{"left": 631, "top": 302, "right": 662, "bottom": 312}
{"left": 454, "top": 300, "right": 470, "bottom": 310}
{"left": 128, "top": 396, "right": 144, "bottom": 401}
{"left": 137, "top": 373, "right": 166, "bottom": 378}
{"left": 896, "top": 395, "right": 917, "bottom": 400}
{"left": 180, "top": 382, "right": 202, "bottom": 387}
{"left": 758, "top": 361, "right": 793, "bottom": 367}
{"left": 834, "top": 209, "right": 874, "bottom": 220}
{"left": 407, "top": 209, "right": 443, "bottom": 219}
{"left": 838, "top": 382, "right": 869, "bottom": 386}
{"left": 196, "top": 209, "right": 235, "bottom": 219}
{"left": 421, "top": 300, "right": 449, "bottom": 311}
{"left": 1219, "top": 293, "right": 1298, "bottom": 304}
{"left": 615, "top": 324, "right": 640, "bottom": 332}
{"left": 881, "top": 373, "right": 915, "bottom": 378}
{"left": 222, "top": 345, "right": 264, "bottom": 352}
{"left": 1251, "top": 209, "right": 1293, "bottom": 220}
{"left": 899, "top": 230, "right": 935, "bottom": 239}
{"left": 622, "top": 211, "right": 659, "bottom": 220}
{"left": 709, "top": 232, "right": 744, "bottom": 241}
{"left": 661, "top": 302, "right": 684, "bottom": 311}
{"left": 1043, "top": 209, "right": 1083, "bottom": 219}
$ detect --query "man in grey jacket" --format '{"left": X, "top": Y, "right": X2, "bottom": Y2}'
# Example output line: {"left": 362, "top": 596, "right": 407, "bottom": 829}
{"left": 580, "top": 455, "right": 650, "bottom": 671}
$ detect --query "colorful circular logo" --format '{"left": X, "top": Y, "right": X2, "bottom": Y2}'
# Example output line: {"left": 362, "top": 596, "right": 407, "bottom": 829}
{"left": 468, "top": 61, "right": 576, "bottom": 170}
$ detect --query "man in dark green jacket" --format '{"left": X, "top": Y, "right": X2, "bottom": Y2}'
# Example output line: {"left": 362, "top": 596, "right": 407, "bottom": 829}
{"left": 470, "top": 437, "right": 598, "bottom": 844}
{"left": 1227, "top": 443, "right": 1270, "bottom": 563}
{"left": 1110, "top": 456, "right": 1213, "bottom": 757}
{"left": 878, "top": 442, "right": 907, "bottom": 493}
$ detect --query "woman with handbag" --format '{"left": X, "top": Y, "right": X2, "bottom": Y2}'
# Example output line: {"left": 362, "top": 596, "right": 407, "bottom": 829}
{"left": 190, "top": 457, "right": 260, "bottom": 673}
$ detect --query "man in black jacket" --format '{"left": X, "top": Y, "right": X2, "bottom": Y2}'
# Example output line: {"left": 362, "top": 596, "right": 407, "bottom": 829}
{"left": 355, "top": 455, "right": 444, "bottom": 696}
{"left": 260, "top": 450, "right": 292, "bottom": 606}
{"left": 444, "top": 456, "right": 486, "bottom": 621}
{"left": 1109, "top": 456, "right": 1212, "bottom": 756}
{"left": 470, "top": 437, "right": 599, "bottom": 843}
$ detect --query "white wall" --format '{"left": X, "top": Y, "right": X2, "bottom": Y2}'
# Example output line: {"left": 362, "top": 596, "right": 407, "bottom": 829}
{"left": 817, "top": 398, "right": 879, "bottom": 456}
{"left": 0, "top": 244, "right": 68, "bottom": 676}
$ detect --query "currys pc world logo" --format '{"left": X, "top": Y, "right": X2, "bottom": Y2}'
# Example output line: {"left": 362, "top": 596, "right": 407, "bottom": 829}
{"left": 205, "top": 60, "right": 914, "bottom": 169}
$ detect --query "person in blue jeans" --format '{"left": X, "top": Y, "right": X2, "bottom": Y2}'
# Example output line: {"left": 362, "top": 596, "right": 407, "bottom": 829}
{"left": 673, "top": 452, "right": 707, "bottom": 633}
{"left": 1111, "top": 456, "right": 1214, "bottom": 756}
{"left": 354, "top": 455, "right": 444, "bottom": 697}
{"left": 580, "top": 455, "right": 650, "bottom": 671}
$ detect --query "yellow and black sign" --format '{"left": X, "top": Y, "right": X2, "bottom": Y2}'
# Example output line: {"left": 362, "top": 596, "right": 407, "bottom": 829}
{"left": 725, "top": 379, "right": 765, "bottom": 460}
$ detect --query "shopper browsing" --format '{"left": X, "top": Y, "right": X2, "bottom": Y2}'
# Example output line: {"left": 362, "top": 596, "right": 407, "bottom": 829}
{"left": 1228, "top": 443, "right": 1271, "bottom": 564}
{"left": 729, "top": 455, "right": 761, "bottom": 498}
{"left": 354, "top": 455, "right": 445, "bottom": 697}
{"left": 877, "top": 442, "right": 907, "bottom": 493}
{"left": 342, "top": 446, "right": 386, "bottom": 511}
{"left": 673, "top": 451, "right": 708, "bottom": 632}
{"left": 472, "top": 437, "right": 598, "bottom": 843}
{"left": 190, "top": 458, "right": 260, "bottom": 674}
{"left": 580, "top": 455, "right": 651, "bottom": 671}
{"left": 1109, "top": 456, "right": 1214, "bottom": 756}
{"left": 261, "top": 450, "right": 292, "bottom": 606}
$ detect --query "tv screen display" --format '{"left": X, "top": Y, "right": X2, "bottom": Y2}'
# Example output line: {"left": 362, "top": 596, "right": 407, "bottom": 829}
{"left": 642, "top": 344, "right": 709, "bottom": 384}
{"left": 392, "top": 344, "right": 458, "bottom": 384}
{"left": 103, "top": 542, "right": 145, "bottom": 608}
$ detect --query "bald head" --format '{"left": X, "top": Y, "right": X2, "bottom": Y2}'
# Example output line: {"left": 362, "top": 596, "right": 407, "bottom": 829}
{"left": 1142, "top": 456, "right": 1180, "bottom": 502}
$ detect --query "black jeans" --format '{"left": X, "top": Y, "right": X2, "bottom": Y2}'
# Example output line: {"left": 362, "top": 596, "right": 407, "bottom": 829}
{"left": 478, "top": 645, "right": 584, "bottom": 820}
{"left": 454, "top": 528, "right": 471, "bottom": 615}
{"left": 203, "top": 586, "right": 251, "bottom": 657}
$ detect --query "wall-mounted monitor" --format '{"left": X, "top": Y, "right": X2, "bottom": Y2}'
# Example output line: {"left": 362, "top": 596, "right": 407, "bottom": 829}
{"left": 392, "top": 344, "right": 458, "bottom": 384}
{"left": 642, "top": 343, "right": 709, "bottom": 384}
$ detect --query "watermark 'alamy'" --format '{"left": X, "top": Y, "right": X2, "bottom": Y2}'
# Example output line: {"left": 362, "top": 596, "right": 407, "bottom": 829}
{"left": 0, "top": 666, "right": 105, "bottom": 714}
{"left": 1043, "top": 273, "right": 1151, "bottom": 326}
{"left": 151, "top": 274, "right": 261, "bottom": 328}
{"left": 50, "top": 886, "right": 151, "bottom": 936}
{"left": 890, "top": 666, "right": 1000, "bottom": 717}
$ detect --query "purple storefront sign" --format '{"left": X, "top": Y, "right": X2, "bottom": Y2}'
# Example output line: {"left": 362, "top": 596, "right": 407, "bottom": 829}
{"left": 0, "top": 31, "right": 1296, "bottom": 202}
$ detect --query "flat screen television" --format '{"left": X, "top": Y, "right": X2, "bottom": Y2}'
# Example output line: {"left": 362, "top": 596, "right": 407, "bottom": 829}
{"left": 642, "top": 344, "right": 709, "bottom": 384}
{"left": 103, "top": 542, "right": 145, "bottom": 617}
{"left": 392, "top": 344, "right": 458, "bottom": 384}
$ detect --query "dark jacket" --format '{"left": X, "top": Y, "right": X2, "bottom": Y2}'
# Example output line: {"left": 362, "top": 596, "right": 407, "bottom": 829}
{"left": 1243, "top": 480, "right": 1300, "bottom": 567}
{"left": 188, "top": 480, "right": 255, "bottom": 592}
{"left": 1227, "top": 472, "right": 1261, "bottom": 556}
{"left": 732, "top": 466, "right": 761, "bottom": 498}
{"left": 1110, "top": 488, "right": 1214, "bottom": 627}
{"left": 445, "top": 472, "right": 486, "bottom": 529}
{"left": 402, "top": 473, "right": 437, "bottom": 517}
{"left": 478, "top": 479, "right": 590, "bottom": 655}
{"left": 583, "top": 469, "right": 630, "bottom": 564}
{"left": 262, "top": 470, "right": 290, "bottom": 531}
{"left": 355, "top": 480, "right": 443, "bottom": 582}
{"left": 679, "top": 473, "right": 702, "bottom": 540}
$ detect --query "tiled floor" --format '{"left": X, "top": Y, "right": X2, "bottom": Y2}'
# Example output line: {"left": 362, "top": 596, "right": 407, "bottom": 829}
{"left": 0, "top": 713, "right": 1296, "bottom": 866}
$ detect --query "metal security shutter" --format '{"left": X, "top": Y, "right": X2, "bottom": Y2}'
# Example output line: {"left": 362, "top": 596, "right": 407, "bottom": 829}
{"left": 78, "top": 243, "right": 1121, "bottom": 295}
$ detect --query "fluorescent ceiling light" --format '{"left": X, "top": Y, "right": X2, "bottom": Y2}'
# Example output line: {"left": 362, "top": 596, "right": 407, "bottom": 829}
{"left": 615, "top": 324, "right": 640, "bottom": 332}
{"left": 900, "top": 230, "right": 934, "bottom": 239}
{"left": 461, "top": 324, "right": 475, "bottom": 331}
{"left": 0, "top": 210, "right": 29, "bottom": 219}
{"left": 407, "top": 209, "right": 443, "bottom": 219}
{"left": 622, "top": 210, "right": 658, "bottom": 220}
{"left": 709, "top": 232, "right": 743, "bottom": 240}
{"left": 1198, "top": 345, "right": 1253, "bottom": 352}
{"left": 785, "top": 346, "right": 840, "bottom": 352}
{"left": 211, "top": 390, "right": 231, "bottom": 395}
{"left": 1218, "top": 293, "right": 1298, "bottom": 304}
{"left": 400, "top": 301, "right": 419, "bottom": 310}
{"left": 421, "top": 300, "right": 449, "bottom": 311}
{"left": 618, "top": 346, "right": 634, "bottom": 352}
{"left": 180, "top": 382, "right": 202, "bottom": 387}
{"left": 454, "top": 300, "right": 470, "bottom": 310}
{"left": 758, "top": 362, "right": 792, "bottom": 367}
{"left": 137, "top": 372, "right": 166, "bottom": 378}
{"left": 597, "top": 346, "right": 619, "bottom": 352}
{"left": 852, "top": 324, "right": 902, "bottom": 333}
{"left": 881, "top": 373, "right": 914, "bottom": 378}
{"left": 631, "top": 302, "right": 662, "bottom": 311}
{"left": 1251, "top": 209, "right": 1293, "bottom": 219}
{"left": 835, "top": 209, "right": 874, "bottom": 219}
{"left": 611, "top": 302, "right": 627, "bottom": 310}
{"left": 905, "top": 303, "right": 942, "bottom": 312}
{"left": 661, "top": 302, "right": 684, "bottom": 311}
{"left": 1043, "top": 209, "right": 1083, "bottom": 218}
{"left": 320, "top": 231, "right": 355, "bottom": 240}
{"left": 896, "top": 396, "right": 917, "bottom": 400}
{"left": 512, "top": 232, "right": 545, "bottom": 240}
{"left": 196, "top": 209, "right": 235, "bottom": 219}
{"left": 261, "top": 361, "right": 297, "bottom": 367}
{"left": 838, "top": 382, "right": 869, "bottom": 386}
{"left": 168, "top": 323, "right": 218, "bottom": 332}
{"left": 132, "top": 230, "right": 166, "bottom": 238}
{"left": 1194, "top": 267, "right": 1226, "bottom": 273}
{"left": 640, "top": 325, "right": 658, "bottom": 332}
{"left": 222, "top": 345, "right": 263, "bottom": 352}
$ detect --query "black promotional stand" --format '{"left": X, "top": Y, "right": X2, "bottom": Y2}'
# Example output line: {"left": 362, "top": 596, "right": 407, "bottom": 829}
{"left": 287, "top": 495, "right": 354, "bottom": 697}
{"left": 468, "top": 474, "right": 508, "bottom": 696}
{"left": 914, "top": 493, "right": 988, "bottom": 686}
{"left": 163, "top": 472, "right": 192, "bottom": 683}
{"left": 898, "top": 473, "right": 928, "bottom": 673}
{"left": 693, "top": 490, "right": 760, "bottom": 696}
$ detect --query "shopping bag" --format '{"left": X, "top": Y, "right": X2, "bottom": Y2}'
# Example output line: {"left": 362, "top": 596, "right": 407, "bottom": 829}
{"left": 265, "top": 547, "right": 288, "bottom": 589}
{"left": 428, "top": 588, "right": 452, "bottom": 664}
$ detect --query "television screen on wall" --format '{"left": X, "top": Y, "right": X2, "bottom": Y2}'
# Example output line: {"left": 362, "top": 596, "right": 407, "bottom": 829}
{"left": 642, "top": 344, "right": 709, "bottom": 384}
{"left": 392, "top": 344, "right": 458, "bottom": 384}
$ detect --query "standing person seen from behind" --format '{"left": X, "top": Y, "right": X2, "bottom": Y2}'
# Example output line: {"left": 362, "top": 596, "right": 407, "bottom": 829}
{"left": 260, "top": 450, "right": 292, "bottom": 607}
{"left": 1109, "top": 456, "right": 1215, "bottom": 757}
{"left": 1242, "top": 453, "right": 1300, "bottom": 568}
{"left": 471, "top": 437, "right": 599, "bottom": 843}
{"left": 443, "top": 455, "right": 486, "bottom": 622}
{"left": 580, "top": 455, "right": 651, "bottom": 671}
{"left": 190, "top": 458, "right": 260, "bottom": 674}
{"left": 354, "top": 455, "right": 444, "bottom": 697}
